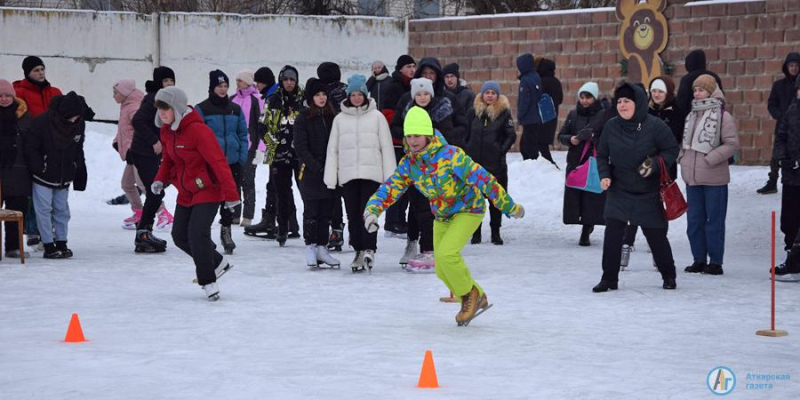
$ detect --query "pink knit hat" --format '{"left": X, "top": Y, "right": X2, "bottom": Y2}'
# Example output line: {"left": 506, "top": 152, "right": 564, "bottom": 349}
{"left": 0, "top": 79, "right": 15, "bottom": 97}
{"left": 113, "top": 78, "right": 137, "bottom": 97}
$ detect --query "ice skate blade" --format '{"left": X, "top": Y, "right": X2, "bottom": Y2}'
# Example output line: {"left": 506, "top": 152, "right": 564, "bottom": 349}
{"left": 457, "top": 303, "right": 493, "bottom": 327}
{"left": 192, "top": 263, "right": 233, "bottom": 283}
{"left": 208, "top": 294, "right": 220, "bottom": 301}
{"left": 135, "top": 246, "right": 166, "bottom": 254}
{"left": 328, "top": 245, "right": 342, "bottom": 252}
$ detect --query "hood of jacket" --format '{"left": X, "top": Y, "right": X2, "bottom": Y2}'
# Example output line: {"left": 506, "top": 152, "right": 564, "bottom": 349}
{"left": 517, "top": 54, "right": 536, "bottom": 75}
{"left": 122, "top": 89, "right": 145, "bottom": 110}
{"left": 685, "top": 50, "right": 707, "bottom": 73}
{"left": 278, "top": 65, "right": 300, "bottom": 94}
{"left": 783, "top": 52, "right": 800, "bottom": 79}
{"left": 473, "top": 94, "right": 511, "bottom": 121}
{"left": 317, "top": 62, "right": 341, "bottom": 84}
{"left": 413, "top": 57, "right": 445, "bottom": 94}
{"left": 340, "top": 97, "right": 377, "bottom": 116}
{"left": 174, "top": 106, "right": 204, "bottom": 133}
{"left": 616, "top": 82, "right": 650, "bottom": 125}
{"left": 537, "top": 58, "right": 556, "bottom": 78}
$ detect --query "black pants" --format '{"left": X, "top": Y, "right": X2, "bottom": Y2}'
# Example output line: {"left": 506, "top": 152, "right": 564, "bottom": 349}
{"left": 521, "top": 123, "right": 555, "bottom": 163}
{"left": 331, "top": 187, "right": 345, "bottom": 230}
{"left": 219, "top": 163, "right": 242, "bottom": 226}
{"left": 172, "top": 202, "right": 223, "bottom": 286}
{"left": 769, "top": 156, "right": 781, "bottom": 182}
{"left": 2, "top": 195, "right": 27, "bottom": 252}
{"left": 623, "top": 224, "right": 639, "bottom": 246}
{"left": 343, "top": 179, "right": 380, "bottom": 251}
{"left": 303, "top": 198, "right": 333, "bottom": 246}
{"left": 241, "top": 163, "right": 257, "bottom": 220}
{"left": 781, "top": 184, "right": 800, "bottom": 250}
{"left": 132, "top": 152, "right": 164, "bottom": 230}
{"left": 406, "top": 186, "right": 434, "bottom": 252}
{"left": 385, "top": 147, "right": 409, "bottom": 230}
{"left": 602, "top": 218, "right": 676, "bottom": 283}
{"left": 272, "top": 162, "right": 299, "bottom": 235}
{"left": 488, "top": 170, "right": 508, "bottom": 229}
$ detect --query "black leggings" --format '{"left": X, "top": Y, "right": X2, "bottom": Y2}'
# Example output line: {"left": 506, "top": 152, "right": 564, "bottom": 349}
{"left": 303, "top": 198, "right": 333, "bottom": 246}
{"left": 172, "top": 202, "right": 224, "bottom": 286}
{"left": 602, "top": 218, "right": 676, "bottom": 283}
{"left": 343, "top": 179, "right": 380, "bottom": 251}
{"left": 132, "top": 152, "right": 164, "bottom": 230}
{"left": 218, "top": 163, "right": 242, "bottom": 226}
{"left": 406, "top": 186, "right": 434, "bottom": 252}
{"left": 272, "top": 162, "right": 299, "bottom": 235}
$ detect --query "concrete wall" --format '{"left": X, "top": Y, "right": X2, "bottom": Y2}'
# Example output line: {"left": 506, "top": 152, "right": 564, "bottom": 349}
{"left": 409, "top": 0, "right": 800, "bottom": 165}
{"left": 0, "top": 8, "right": 407, "bottom": 120}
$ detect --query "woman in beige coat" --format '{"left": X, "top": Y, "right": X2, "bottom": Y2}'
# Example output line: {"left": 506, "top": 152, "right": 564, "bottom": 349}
{"left": 679, "top": 74, "right": 739, "bottom": 276}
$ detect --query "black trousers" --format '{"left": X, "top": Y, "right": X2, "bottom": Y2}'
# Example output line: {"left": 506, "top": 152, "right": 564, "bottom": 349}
{"left": 406, "top": 186, "right": 434, "bottom": 252}
{"left": 781, "top": 184, "right": 800, "bottom": 250}
{"left": 132, "top": 152, "right": 165, "bottom": 230}
{"left": 172, "top": 202, "right": 223, "bottom": 286}
{"left": 769, "top": 156, "right": 781, "bottom": 182}
{"left": 602, "top": 218, "right": 676, "bottom": 283}
{"left": 488, "top": 169, "right": 508, "bottom": 229}
{"left": 385, "top": 147, "right": 409, "bottom": 229}
{"left": 623, "top": 224, "right": 639, "bottom": 246}
{"left": 331, "top": 187, "right": 345, "bottom": 230}
{"left": 272, "top": 162, "right": 299, "bottom": 235}
{"left": 521, "top": 123, "right": 555, "bottom": 163}
{"left": 2, "top": 195, "right": 27, "bottom": 251}
{"left": 218, "top": 163, "right": 242, "bottom": 226}
{"left": 241, "top": 163, "right": 257, "bottom": 220}
{"left": 343, "top": 179, "right": 380, "bottom": 251}
{"left": 303, "top": 198, "right": 333, "bottom": 246}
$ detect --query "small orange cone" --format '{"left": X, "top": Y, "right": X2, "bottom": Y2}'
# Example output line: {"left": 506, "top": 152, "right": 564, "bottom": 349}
{"left": 417, "top": 350, "right": 439, "bottom": 388}
{"left": 64, "top": 313, "right": 86, "bottom": 342}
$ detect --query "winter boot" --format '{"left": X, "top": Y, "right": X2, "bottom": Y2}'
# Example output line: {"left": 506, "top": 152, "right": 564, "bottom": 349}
{"left": 350, "top": 250, "right": 365, "bottom": 273}
{"left": 328, "top": 224, "right": 345, "bottom": 252}
{"left": 471, "top": 228, "right": 481, "bottom": 244}
{"left": 579, "top": 225, "right": 593, "bottom": 247}
{"left": 316, "top": 245, "right": 341, "bottom": 268}
{"left": 407, "top": 251, "right": 435, "bottom": 273}
{"left": 663, "top": 278, "right": 677, "bottom": 289}
{"left": 703, "top": 263, "right": 724, "bottom": 275}
{"left": 775, "top": 248, "right": 800, "bottom": 282}
{"left": 55, "top": 241, "right": 73, "bottom": 258}
{"left": 106, "top": 193, "right": 131, "bottom": 205}
{"left": 43, "top": 243, "right": 66, "bottom": 259}
{"left": 305, "top": 244, "right": 319, "bottom": 268}
{"left": 455, "top": 287, "right": 489, "bottom": 326}
{"left": 756, "top": 180, "right": 778, "bottom": 194}
{"left": 684, "top": 261, "right": 706, "bottom": 273}
{"left": 399, "top": 239, "right": 418, "bottom": 268}
{"left": 244, "top": 209, "right": 277, "bottom": 238}
{"left": 220, "top": 225, "right": 236, "bottom": 255}
{"left": 135, "top": 229, "right": 167, "bottom": 253}
{"left": 122, "top": 209, "right": 143, "bottom": 230}
{"left": 202, "top": 282, "right": 220, "bottom": 301}
{"left": 620, "top": 245, "right": 633, "bottom": 270}
{"left": 491, "top": 226, "right": 503, "bottom": 245}
{"left": 277, "top": 232, "right": 288, "bottom": 247}
{"left": 592, "top": 280, "right": 618, "bottom": 292}
{"left": 288, "top": 215, "right": 301, "bottom": 239}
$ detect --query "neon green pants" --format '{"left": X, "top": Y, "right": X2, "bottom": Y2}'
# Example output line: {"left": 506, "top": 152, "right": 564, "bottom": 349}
{"left": 433, "top": 213, "right": 485, "bottom": 298}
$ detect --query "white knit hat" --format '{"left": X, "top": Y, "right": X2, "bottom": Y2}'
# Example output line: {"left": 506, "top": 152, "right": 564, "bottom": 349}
{"left": 236, "top": 69, "right": 255, "bottom": 87}
{"left": 410, "top": 78, "right": 435, "bottom": 99}
{"left": 649, "top": 78, "right": 667, "bottom": 93}
{"left": 577, "top": 81, "right": 599, "bottom": 100}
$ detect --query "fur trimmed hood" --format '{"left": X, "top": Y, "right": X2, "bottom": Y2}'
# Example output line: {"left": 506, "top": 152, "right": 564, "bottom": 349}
{"left": 473, "top": 94, "right": 511, "bottom": 121}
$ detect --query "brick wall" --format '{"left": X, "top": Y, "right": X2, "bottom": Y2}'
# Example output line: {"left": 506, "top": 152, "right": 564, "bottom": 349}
{"left": 408, "top": 0, "right": 800, "bottom": 164}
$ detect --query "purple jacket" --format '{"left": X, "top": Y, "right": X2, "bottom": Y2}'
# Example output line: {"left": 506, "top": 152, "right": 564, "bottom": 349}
{"left": 231, "top": 85, "right": 265, "bottom": 152}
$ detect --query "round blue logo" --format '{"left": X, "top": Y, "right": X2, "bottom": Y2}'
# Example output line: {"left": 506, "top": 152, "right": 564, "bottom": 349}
{"left": 707, "top": 366, "right": 736, "bottom": 395}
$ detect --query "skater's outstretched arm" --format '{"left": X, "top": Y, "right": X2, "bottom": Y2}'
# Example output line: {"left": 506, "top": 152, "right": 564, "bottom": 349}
{"left": 450, "top": 148, "right": 520, "bottom": 216}
{"left": 365, "top": 158, "right": 412, "bottom": 217}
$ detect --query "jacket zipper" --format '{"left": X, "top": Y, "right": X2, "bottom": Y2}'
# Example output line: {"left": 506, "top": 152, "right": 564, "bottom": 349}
{"left": 172, "top": 130, "right": 190, "bottom": 194}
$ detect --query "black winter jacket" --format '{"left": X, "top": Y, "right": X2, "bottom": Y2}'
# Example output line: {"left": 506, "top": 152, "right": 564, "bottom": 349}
{"left": 597, "top": 83, "right": 679, "bottom": 229}
{"left": 0, "top": 99, "right": 33, "bottom": 197}
{"left": 381, "top": 71, "right": 411, "bottom": 113}
{"left": 774, "top": 77, "right": 800, "bottom": 186}
{"left": 130, "top": 91, "right": 160, "bottom": 156}
{"left": 465, "top": 95, "right": 516, "bottom": 173}
{"left": 367, "top": 67, "right": 391, "bottom": 111}
{"left": 24, "top": 98, "right": 87, "bottom": 191}
{"left": 294, "top": 107, "right": 336, "bottom": 199}
{"left": 447, "top": 84, "right": 476, "bottom": 116}
{"left": 768, "top": 52, "right": 800, "bottom": 134}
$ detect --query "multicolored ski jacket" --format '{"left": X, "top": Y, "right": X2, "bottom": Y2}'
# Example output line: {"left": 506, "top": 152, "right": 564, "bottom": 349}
{"left": 366, "top": 131, "right": 520, "bottom": 221}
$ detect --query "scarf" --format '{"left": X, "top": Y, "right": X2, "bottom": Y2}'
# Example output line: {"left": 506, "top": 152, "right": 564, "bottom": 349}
{"left": 683, "top": 97, "right": 723, "bottom": 154}
{"left": 0, "top": 102, "right": 19, "bottom": 168}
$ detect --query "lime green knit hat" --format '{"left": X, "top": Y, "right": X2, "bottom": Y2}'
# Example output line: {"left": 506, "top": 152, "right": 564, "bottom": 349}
{"left": 403, "top": 106, "right": 434, "bottom": 136}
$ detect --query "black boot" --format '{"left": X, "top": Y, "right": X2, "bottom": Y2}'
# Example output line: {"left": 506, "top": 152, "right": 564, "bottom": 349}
{"left": 663, "top": 278, "right": 677, "bottom": 290}
{"left": 471, "top": 229, "right": 481, "bottom": 245}
{"left": 579, "top": 225, "right": 593, "bottom": 247}
{"left": 684, "top": 261, "right": 706, "bottom": 273}
{"left": 491, "top": 226, "right": 503, "bottom": 245}
{"left": 244, "top": 209, "right": 277, "bottom": 239}
{"left": 756, "top": 180, "right": 778, "bottom": 194}
{"left": 43, "top": 243, "right": 66, "bottom": 259}
{"left": 703, "top": 263, "right": 724, "bottom": 275}
{"left": 135, "top": 229, "right": 167, "bottom": 253}
{"left": 220, "top": 225, "right": 235, "bottom": 255}
{"left": 55, "top": 241, "right": 73, "bottom": 258}
{"left": 592, "top": 280, "right": 618, "bottom": 292}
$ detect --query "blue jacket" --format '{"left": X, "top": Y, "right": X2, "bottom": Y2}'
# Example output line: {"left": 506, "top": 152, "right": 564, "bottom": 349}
{"left": 516, "top": 54, "right": 543, "bottom": 126}
{"left": 195, "top": 98, "right": 248, "bottom": 165}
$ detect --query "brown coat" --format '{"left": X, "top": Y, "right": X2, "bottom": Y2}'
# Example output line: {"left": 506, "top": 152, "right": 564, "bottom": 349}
{"left": 678, "top": 90, "right": 739, "bottom": 186}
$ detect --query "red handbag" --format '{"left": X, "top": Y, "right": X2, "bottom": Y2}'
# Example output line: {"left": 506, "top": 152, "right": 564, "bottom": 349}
{"left": 658, "top": 156, "right": 687, "bottom": 221}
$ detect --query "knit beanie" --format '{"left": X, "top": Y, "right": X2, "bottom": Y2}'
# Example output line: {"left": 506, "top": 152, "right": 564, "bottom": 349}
{"left": 22, "top": 56, "right": 44, "bottom": 77}
{"left": 113, "top": 79, "right": 137, "bottom": 97}
{"left": 410, "top": 78, "right": 434, "bottom": 99}
{"left": 693, "top": 74, "right": 717, "bottom": 95}
{"left": 346, "top": 74, "right": 369, "bottom": 97}
{"left": 209, "top": 70, "right": 229, "bottom": 92}
{"left": 254, "top": 67, "right": 276, "bottom": 87}
{"left": 404, "top": 106, "right": 434, "bottom": 137}
{"left": 154, "top": 86, "right": 189, "bottom": 130}
{"left": 395, "top": 55, "right": 415, "bottom": 71}
{"left": 281, "top": 68, "right": 298, "bottom": 82}
{"left": 578, "top": 82, "right": 599, "bottom": 100}
{"left": 317, "top": 62, "right": 342, "bottom": 84}
{"left": 480, "top": 80, "right": 501, "bottom": 96}
{"left": 649, "top": 78, "right": 667, "bottom": 94}
{"left": 304, "top": 77, "right": 328, "bottom": 106}
{"left": 442, "top": 63, "right": 460, "bottom": 79}
{"left": 55, "top": 91, "right": 84, "bottom": 119}
{"left": 0, "top": 79, "right": 15, "bottom": 97}
{"left": 614, "top": 84, "right": 636, "bottom": 103}
{"left": 153, "top": 66, "right": 175, "bottom": 84}
{"left": 236, "top": 69, "right": 255, "bottom": 87}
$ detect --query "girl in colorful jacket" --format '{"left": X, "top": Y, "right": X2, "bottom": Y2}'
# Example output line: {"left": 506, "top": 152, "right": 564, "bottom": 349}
{"left": 364, "top": 106, "right": 525, "bottom": 326}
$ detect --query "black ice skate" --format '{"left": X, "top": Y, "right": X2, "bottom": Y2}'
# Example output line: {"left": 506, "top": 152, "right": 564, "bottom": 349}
{"left": 220, "top": 225, "right": 236, "bottom": 255}
{"left": 328, "top": 225, "right": 345, "bottom": 252}
{"left": 135, "top": 229, "right": 167, "bottom": 253}
{"left": 244, "top": 209, "right": 277, "bottom": 239}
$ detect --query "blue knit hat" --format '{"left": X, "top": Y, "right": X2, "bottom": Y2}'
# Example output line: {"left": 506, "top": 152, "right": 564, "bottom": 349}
{"left": 346, "top": 74, "right": 369, "bottom": 97}
{"left": 480, "top": 80, "right": 501, "bottom": 96}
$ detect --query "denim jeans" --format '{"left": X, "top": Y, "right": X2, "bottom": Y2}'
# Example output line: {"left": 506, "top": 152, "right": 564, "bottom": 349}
{"left": 32, "top": 183, "right": 70, "bottom": 244}
{"left": 686, "top": 184, "right": 728, "bottom": 265}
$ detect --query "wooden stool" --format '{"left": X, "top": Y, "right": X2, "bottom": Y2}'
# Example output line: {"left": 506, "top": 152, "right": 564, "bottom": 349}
{"left": 0, "top": 184, "right": 26, "bottom": 264}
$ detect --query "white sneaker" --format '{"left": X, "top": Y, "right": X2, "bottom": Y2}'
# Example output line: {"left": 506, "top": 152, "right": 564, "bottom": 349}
{"left": 363, "top": 249, "right": 375, "bottom": 271}
{"left": 316, "top": 245, "right": 340, "bottom": 268}
{"left": 202, "top": 282, "right": 220, "bottom": 301}
{"left": 305, "top": 244, "right": 318, "bottom": 267}
{"left": 407, "top": 251, "right": 435, "bottom": 273}
{"left": 399, "top": 240, "right": 418, "bottom": 268}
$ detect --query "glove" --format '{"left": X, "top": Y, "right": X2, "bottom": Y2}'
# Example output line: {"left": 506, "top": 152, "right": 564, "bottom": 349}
{"left": 511, "top": 204, "right": 525, "bottom": 219}
{"left": 363, "top": 212, "right": 379, "bottom": 233}
{"left": 151, "top": 181, "right": 164, "bottom": 195}
{"left": 252, "top": 150, "right": 266, "bottom": 165}
{"left": 576, "top": 128, "right": 593, "bottom": 141}
{"left": 638, "top": 157, "right": 654, "bottom": 177}
{"left": 224, "top": 200, "right": 241, "bottom": 211}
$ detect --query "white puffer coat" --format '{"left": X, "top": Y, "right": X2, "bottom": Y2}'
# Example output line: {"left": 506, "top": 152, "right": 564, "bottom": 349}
{"left": 324, "top": 98, "right": 397, "bottom": 188}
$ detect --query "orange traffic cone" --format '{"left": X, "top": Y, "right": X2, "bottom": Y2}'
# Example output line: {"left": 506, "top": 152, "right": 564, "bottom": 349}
{"left": 64, "top": 313, "right": 86, "bottom": 342}
{"left": 417, "top": 350, "right": 439, "bottom": 388}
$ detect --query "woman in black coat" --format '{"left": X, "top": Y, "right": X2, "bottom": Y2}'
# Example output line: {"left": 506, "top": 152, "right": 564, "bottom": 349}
{"left": 293, "top": 78, "right": 340, "bottom": 269}
{"left": 594, "top": 82, "right": 679, "bottom": 293}
{"left": 557, "top": 82, "right": 606, "bottom": 247}
{"left": 0, "top": 81, "right": 32, "bottom": 258}
{"left": 465, "top": 80, "right": 517, "bottom": 245}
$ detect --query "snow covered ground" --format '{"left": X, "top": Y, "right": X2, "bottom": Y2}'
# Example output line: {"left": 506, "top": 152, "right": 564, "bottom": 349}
{"left": 1, "top": 122, "right": 798, "bottom": 399}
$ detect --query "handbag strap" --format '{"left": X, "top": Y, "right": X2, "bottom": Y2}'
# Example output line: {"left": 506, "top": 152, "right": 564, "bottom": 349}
{"left": 578, "top": 141, "right": 591, "bottom": 160}
{"left": 658, "top": 156, "right": 671, "bottom": 186}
